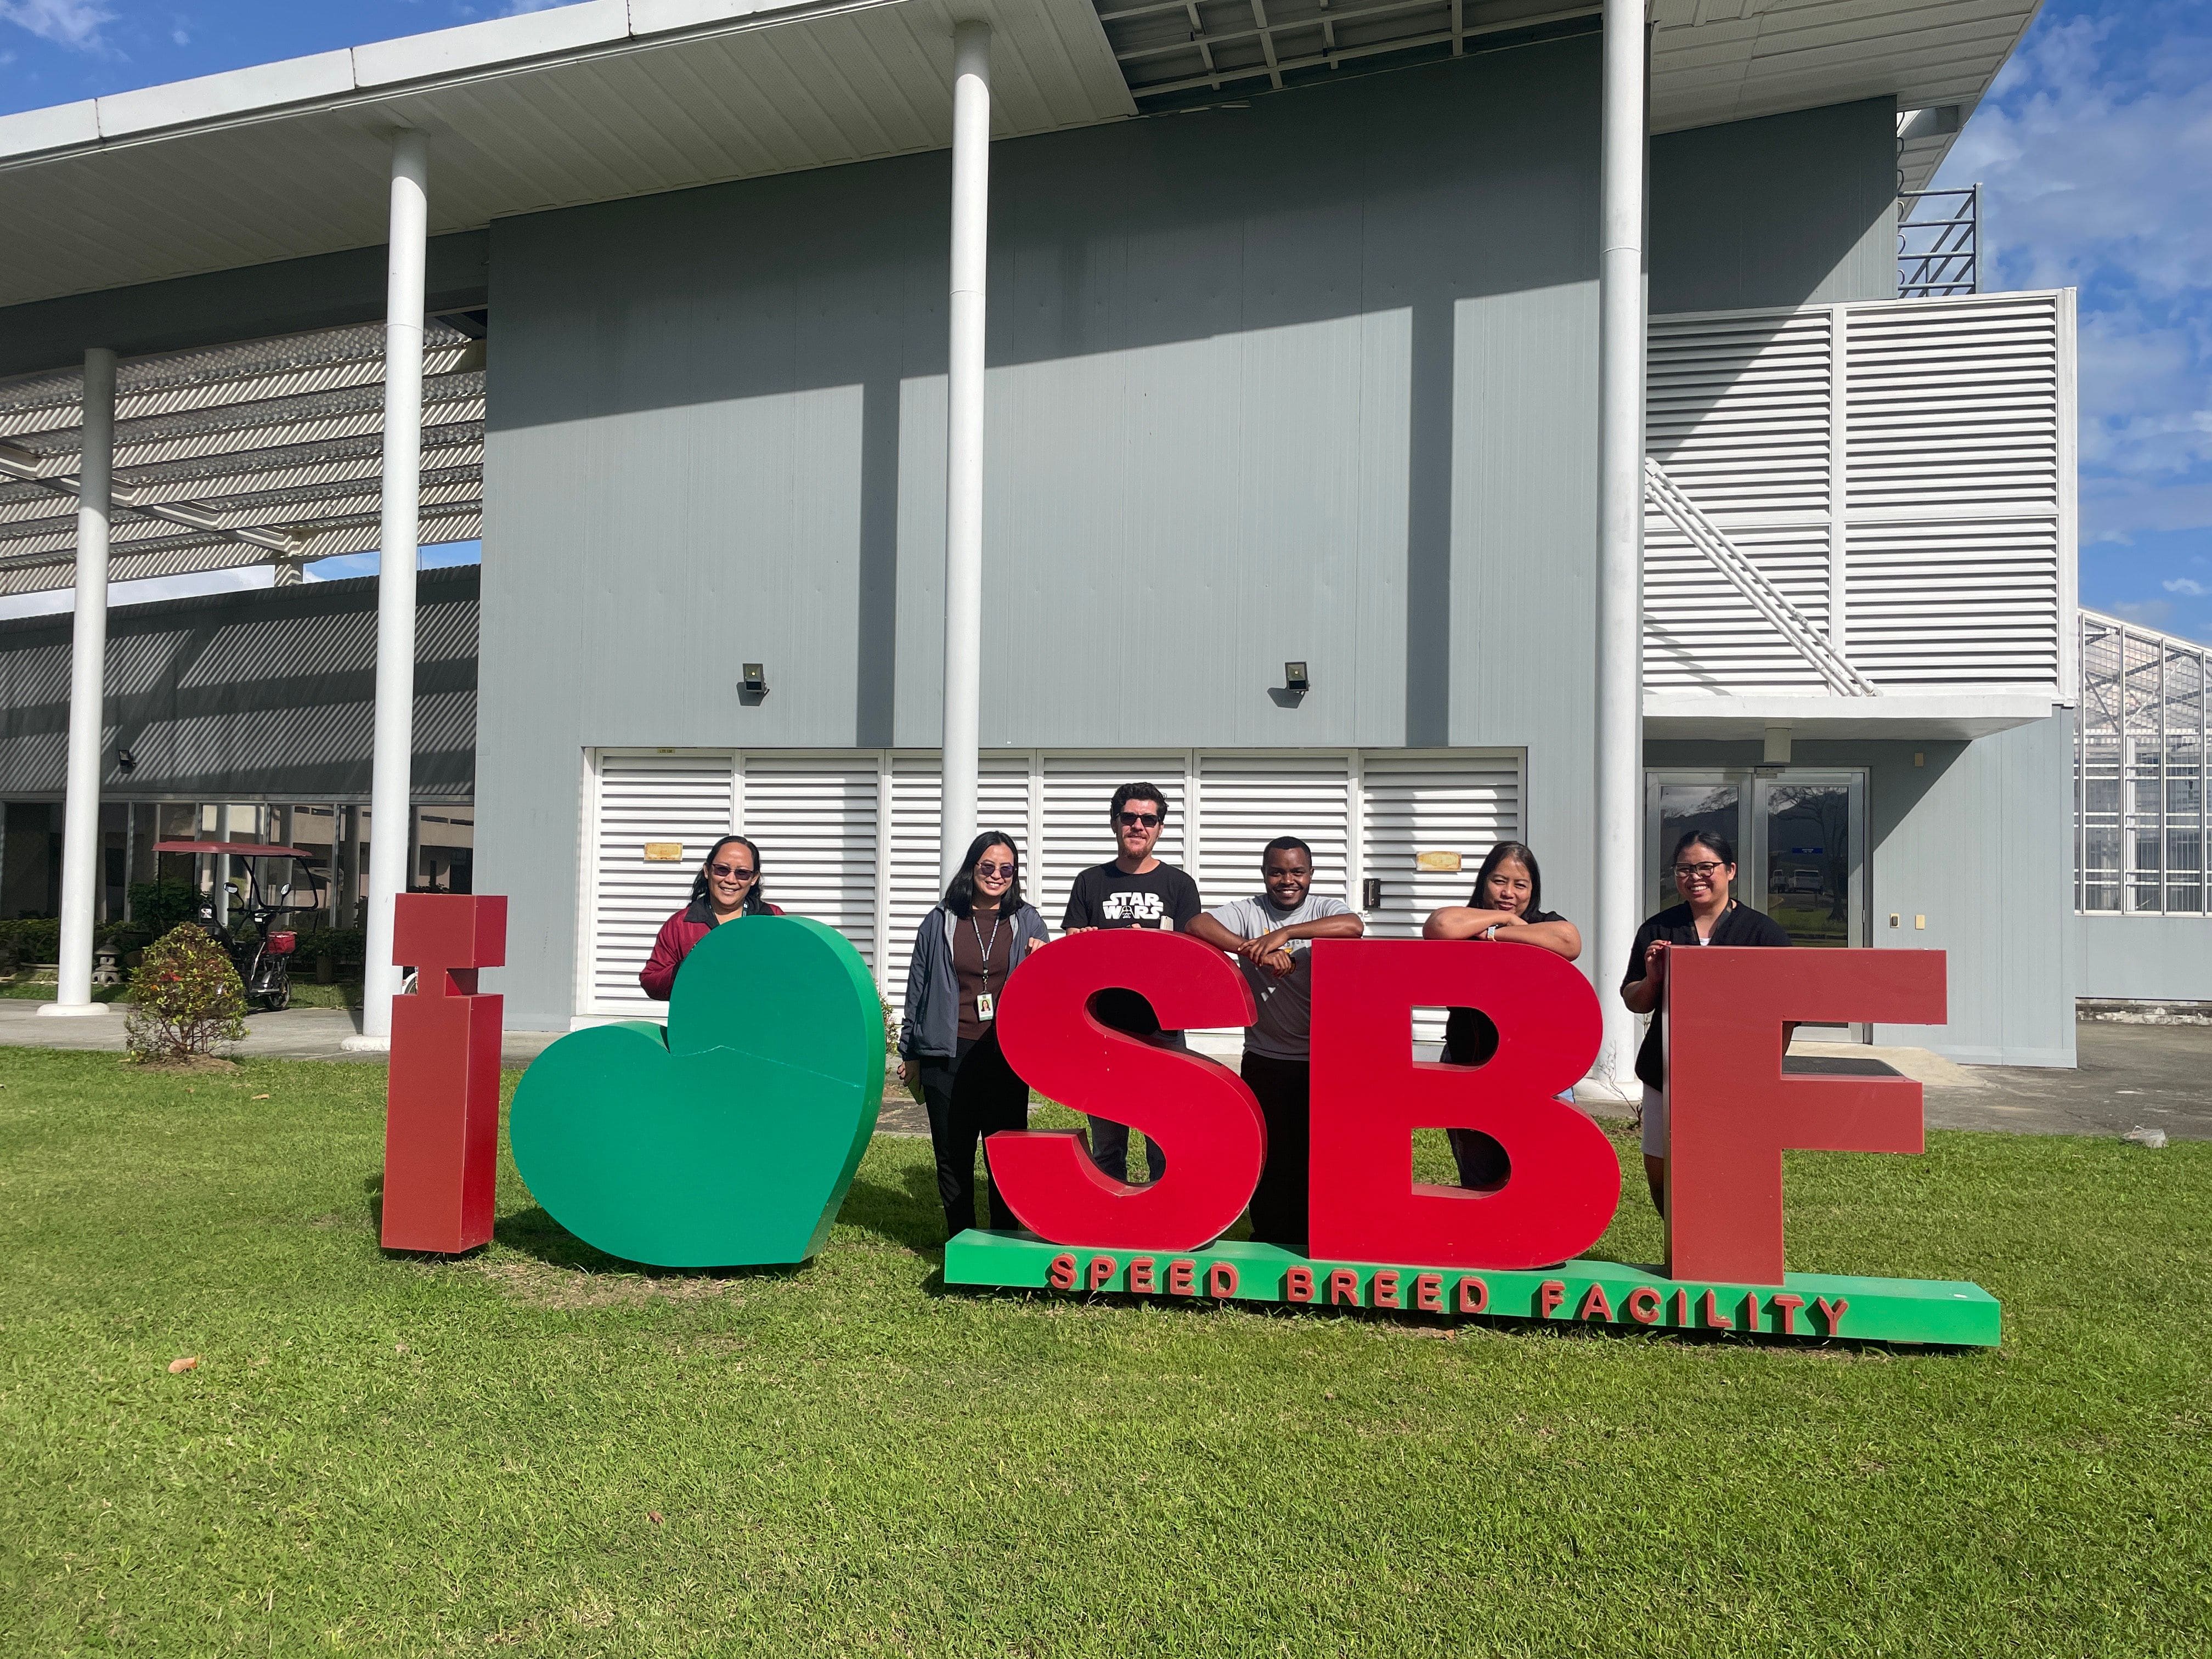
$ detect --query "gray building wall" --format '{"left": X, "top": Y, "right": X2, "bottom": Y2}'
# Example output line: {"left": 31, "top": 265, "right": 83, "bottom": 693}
{"left": 0, "top": 567, "right": 477, "bottom": 802}
{"left": 1650, "top": 97, "right": 1900, "bottom": 314}
{"left": 2077, "top": 916, "right": 2212, "bottom": 1003}
{"left": 1646, "top": 714, "right": 2079, "bottom": 1068}
{"left": 480, "top": 44, "right": 1633, "bottom": 1028}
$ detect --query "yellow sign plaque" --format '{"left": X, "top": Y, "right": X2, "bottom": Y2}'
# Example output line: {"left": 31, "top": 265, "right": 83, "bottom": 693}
{"left": 643, "top": 842, "right": 685, "bottom": 862}
{"left": 1415, "top": 850, "right": 1463, "bottom": 873}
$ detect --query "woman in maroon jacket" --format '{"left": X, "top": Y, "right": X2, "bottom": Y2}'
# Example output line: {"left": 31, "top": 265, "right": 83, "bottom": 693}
{"left": 639, "top": 834, "right": 782, "bottom": 1001}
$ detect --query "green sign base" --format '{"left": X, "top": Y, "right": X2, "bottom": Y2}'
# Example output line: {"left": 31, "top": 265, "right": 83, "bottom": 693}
{"left": 944, "top": 1231, "right": 2000, "bottom": 1347}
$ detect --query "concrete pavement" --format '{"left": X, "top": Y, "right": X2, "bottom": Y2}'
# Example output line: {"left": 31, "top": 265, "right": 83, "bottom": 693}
{"left": 2, "top": 1001, "right": 2202, "bottom": 1141}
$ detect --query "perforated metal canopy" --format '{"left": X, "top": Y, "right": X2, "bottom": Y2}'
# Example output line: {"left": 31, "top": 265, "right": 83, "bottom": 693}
{"left": 0, "top": 315, "right": 484, "bottom": 598}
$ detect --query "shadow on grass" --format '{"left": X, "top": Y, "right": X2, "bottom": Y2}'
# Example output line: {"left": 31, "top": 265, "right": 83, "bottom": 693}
{"left": 842, "top": 1159, "right": 955, "bottom": 1257}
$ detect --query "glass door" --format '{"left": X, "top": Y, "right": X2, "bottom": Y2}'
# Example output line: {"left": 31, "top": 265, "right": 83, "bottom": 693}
{"left": 1645, "top": 768, "right": 1869, "bottom": 1039}
{"left": 1752, "top": 772, "right": 1865, "bottom": 951}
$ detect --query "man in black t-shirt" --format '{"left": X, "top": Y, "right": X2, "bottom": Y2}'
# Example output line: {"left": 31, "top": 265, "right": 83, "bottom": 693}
{"left": 1059, "top": 781, "right": 1200, "bottom": 1184}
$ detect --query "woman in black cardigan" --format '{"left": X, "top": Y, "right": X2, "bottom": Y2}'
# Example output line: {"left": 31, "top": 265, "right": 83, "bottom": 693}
{"left": 1620, "top": 830, "right": 1790, "bottom": 1215}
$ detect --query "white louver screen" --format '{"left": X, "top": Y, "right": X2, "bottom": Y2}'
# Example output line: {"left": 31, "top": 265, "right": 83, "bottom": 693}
{"left": 1193, "top": 753, "right": 1353, "bottom": 909}
{"left": 738, "top": 756, "right": 882, "bottom": 974}
{"left": 1039, "top": 756, "right": 1188, "bottom": 927}
{"left": 585, "top": 752, "right": 734, "bottom": 1014}
{"left": 881, "top": 754, "right": 1034, "bottom": 1009}
{"left": 1646, "top": 291, "right": 2070, "bottom": 696}
{"left": 1358, "top": 753, "right": 1525, "bottom": 1046}
{"left": 1358, "top": 754, "right": 1524, "bottom": 939}
{"left": 582, "top": 750, "right": 1525, "bottom": 1041}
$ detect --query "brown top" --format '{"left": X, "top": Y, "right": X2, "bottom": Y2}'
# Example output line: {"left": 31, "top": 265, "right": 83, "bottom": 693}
{"left": 952, "top": 909, "right": 1015, "bottom": 1042}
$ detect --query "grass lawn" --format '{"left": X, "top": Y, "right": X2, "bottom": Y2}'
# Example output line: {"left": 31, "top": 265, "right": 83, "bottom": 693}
{"left": 2, "top": 1048, "right": 2207, "bottom": 1656}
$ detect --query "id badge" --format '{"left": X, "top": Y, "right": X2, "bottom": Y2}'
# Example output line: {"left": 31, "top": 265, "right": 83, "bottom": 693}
{"left": 974, "top": 991, "right": 996, "bottom": 1022}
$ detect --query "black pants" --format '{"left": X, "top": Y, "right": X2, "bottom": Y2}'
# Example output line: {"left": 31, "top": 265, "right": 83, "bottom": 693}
{"left": 1239, "top": 1051, "right": 1311, "bottom": 1256}
{"left": 918, "top": 1027, "right": 1030, "bottom": 1241}
{"left": 1085, "top": 1028, "right": 1180, "bottom": 1186}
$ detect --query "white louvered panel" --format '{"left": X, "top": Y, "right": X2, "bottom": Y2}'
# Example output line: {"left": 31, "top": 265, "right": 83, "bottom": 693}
{"left": 585, "top": 751, "right": 735, "bottom": 1015}
{"left": 1038, "top": 755, "right": 1188, "bottom": 928}
{"left": 1643, "top": 523, "right": 1833, "bottom": 691}
{"left": 1358, "top": 753, "right": 1525, "bottom": 1045}
{"left": 737, "top": 754, "right": 882, "bottom": 973}
{"left": 1192, "top": 753, "right": 1353, "bottom": 910}
{"left": 881, "top": 753, "right": 1034, "bottom": 1009}
{"left": 1845, "top": 295, "right": 2061, "bottom": 518}
{"left": 1646, "top": 310, "right": 1831, "bottom": 523}
{"left": 1846, "top": 520, "right": 2063, "bottom": 685}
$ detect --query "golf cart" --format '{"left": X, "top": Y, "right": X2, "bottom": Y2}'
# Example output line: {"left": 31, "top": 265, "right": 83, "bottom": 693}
{"left": 153, "top": 840, "right": 328, "bottom": 1012}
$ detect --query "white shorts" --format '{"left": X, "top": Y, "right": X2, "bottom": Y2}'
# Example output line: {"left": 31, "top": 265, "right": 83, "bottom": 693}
{"left": 1640, "top": 1084, "right": 1666, "bottom": 1159}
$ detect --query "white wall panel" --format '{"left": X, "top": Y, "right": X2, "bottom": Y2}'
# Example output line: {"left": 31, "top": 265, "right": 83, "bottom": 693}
{"left": 584, "top": 750, "right": 735, "bottom": 1015}
{"left": 1646, "top": 291, "right": 2070, "bottom": 697}
{"left": 579, "top": 748, "right": 1525, "bottom": 1036}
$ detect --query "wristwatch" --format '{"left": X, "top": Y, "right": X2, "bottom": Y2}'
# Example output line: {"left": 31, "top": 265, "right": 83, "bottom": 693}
{"left": 1482, "top": 924, "right": 1500, "bottom": 941}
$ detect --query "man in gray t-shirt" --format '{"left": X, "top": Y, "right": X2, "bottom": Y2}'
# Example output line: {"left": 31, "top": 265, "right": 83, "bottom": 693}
{"left": 1187, "top": 838, "right": 1364, "bottom": 1254}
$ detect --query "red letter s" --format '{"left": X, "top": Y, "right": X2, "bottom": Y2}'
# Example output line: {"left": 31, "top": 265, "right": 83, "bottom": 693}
{"left": 988, "top": 930, "right": 1265, "bottom": 1250}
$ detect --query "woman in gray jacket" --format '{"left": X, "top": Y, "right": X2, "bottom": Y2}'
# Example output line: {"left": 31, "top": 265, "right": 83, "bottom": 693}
{"left": 899, "top": 830, "right": 1049, "bottom": 1241}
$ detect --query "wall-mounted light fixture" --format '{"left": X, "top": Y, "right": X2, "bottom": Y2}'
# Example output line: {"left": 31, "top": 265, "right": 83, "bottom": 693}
{"left": 1284, "top": 661, "right": 1310, "bottom": 695}
{"left": 115, "top": 746, "right": 136, "bottom": 774}
{"left": 740, "top": 663, "right": 768, "bottom": 696}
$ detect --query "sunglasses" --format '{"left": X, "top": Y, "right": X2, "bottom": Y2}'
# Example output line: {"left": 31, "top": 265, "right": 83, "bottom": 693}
{"left": 974, "top": 861, "right": 1017, "bottom": 878}
{"left": 710, "top": 863, "right": 757, "bottom": 879}
{"left": 1673, "top": 861, "right": 1726, "bottom": 879}
{"left": 1116, "top": 811, "right": 1161, "bottom": 828}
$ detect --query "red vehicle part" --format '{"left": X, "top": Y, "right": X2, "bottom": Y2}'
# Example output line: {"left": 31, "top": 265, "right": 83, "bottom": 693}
{"left": 264, "top": 932, "right": 296, "bottom": 955}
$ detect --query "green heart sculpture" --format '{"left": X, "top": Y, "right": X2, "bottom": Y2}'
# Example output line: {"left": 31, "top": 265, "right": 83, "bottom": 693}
{"left": 510, "top": 913, "right": 884, "bottom": 1267}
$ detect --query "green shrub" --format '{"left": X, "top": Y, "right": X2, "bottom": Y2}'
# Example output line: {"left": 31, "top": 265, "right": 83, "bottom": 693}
{"left": 0, "top": 917, "right": 60, "bottom": 965}
{"left": 126, "top": 878, "right": 200, "bottom": 937}
{"left": 123, "top": 924, "right": 247, "bottom": 1063}
{"left": 289, "top": 926, "right": 366, "bottom": 971}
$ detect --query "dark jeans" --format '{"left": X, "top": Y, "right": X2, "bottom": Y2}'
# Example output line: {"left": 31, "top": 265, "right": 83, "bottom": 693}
{"left": 1085, "top": 1029, "right": 1181, "bottom": 1186}
{"left": 1447, "top": 1126, "right": 1510, "bottom": 1192}
{"left": 1239, "top": 1051, "right": 1311, "bottom": 1256}
{"left": 917, "top": 1027, "right": 1030, "bottom": 1241}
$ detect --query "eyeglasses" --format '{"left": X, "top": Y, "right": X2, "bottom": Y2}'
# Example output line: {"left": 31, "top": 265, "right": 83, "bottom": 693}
{"left": 974, "top": 861, "right": 1016, "bottom": 878}
{"left": 710, "top": 863, "right": 757, "bottom": 879}
{"left": 1673, "top": 861, "right": 1726, "bottom": 879}
{"left": 1116, "top": 811, "right": 1161, "bottom": 828}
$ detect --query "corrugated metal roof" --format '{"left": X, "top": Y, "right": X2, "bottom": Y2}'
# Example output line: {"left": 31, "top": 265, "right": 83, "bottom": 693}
{"left": 0, "top": 0, "right": 2030, "bottom": 311}
{"left": 0, "top": 318, "right": 483, "bottom": 596}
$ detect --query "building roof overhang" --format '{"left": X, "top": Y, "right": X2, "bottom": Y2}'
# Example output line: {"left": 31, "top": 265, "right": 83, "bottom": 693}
{"left": 0, "top": 0, "right": 2038, "bottom": 313}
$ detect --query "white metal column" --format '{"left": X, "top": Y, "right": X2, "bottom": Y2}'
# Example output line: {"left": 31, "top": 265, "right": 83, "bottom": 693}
{"left": 939, "top": 20, "right": 991, "bottom": 889}
{"left": 350, "top": 130, "right": 429, "bottom": 1050}
{"left": 1592, "top": 0, "right": 1648, "bottom": 1086}
{"left": 42, "top": 347, "right": 117, "bottom": 1018}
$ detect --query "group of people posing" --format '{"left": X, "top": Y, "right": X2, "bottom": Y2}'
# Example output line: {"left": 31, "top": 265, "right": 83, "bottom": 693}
{"left": 641, "top": 781, "right": 1788, "bottom": 1250}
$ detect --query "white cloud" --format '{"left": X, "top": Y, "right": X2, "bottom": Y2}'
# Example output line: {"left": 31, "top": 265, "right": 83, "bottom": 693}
{"left": 1940, "top": 6, "right": 2212, "bottom": 553}
{"left": 2165, "top": 577, "right": 2211, "bottom": 597}
{"left": 2104, "top": 598, "right": 2177, "bottom": 630}
{"left": 0, "top": 0, "right": 114, "bottom": 50}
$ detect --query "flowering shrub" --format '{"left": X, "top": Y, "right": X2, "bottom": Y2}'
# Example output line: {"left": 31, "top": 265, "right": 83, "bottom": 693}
{"left": 124, "top": 924, "right": 248, "bottom": 1063}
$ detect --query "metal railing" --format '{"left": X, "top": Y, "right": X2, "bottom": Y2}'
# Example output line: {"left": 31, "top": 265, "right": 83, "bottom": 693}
{"left": 1898, "top": 186, "right": 1978, "bottom": 298}
{"left": 2078, "top": 611, "right": 2210, "bottom": 915}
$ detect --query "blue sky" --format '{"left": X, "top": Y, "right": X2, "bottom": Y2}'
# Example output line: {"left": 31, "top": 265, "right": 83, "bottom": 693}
{"left": 1934, "top": 0, "right": 2212, "bottom": 643}
{"left": 3, "top": 0, "right": 2208, "bottom": 641}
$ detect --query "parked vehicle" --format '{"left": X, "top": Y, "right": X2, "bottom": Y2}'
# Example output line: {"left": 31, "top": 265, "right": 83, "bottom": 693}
{"left": 152, "top": 840, "right": 327, "bottom": 1012}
